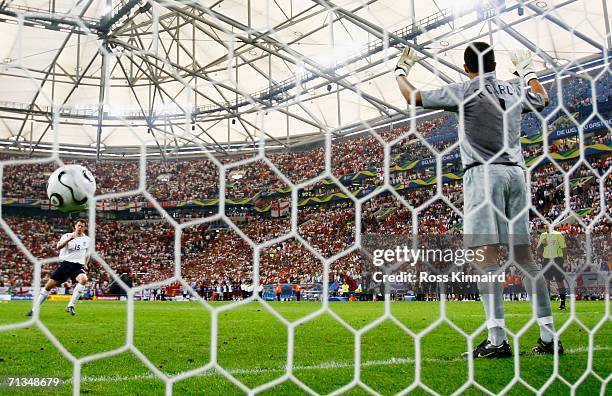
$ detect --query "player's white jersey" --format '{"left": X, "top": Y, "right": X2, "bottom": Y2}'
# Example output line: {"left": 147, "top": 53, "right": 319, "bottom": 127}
{"left": 58, "top": 233, "right": 90, "bottom": 264}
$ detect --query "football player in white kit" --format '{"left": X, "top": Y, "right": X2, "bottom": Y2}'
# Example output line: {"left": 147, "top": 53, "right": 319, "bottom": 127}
{"left": 27, "top": 219, "right": 91, "bottom": 316}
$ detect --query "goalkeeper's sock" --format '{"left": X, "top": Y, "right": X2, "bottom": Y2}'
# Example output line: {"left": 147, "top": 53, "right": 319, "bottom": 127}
{"left": 477, "top": 264, "right": 506, "bottom": 346}
{"left": 34, "top": 288, "right": 50, "bottom": 312}
{"left": 519, "top": 262, "right": 556, "bottom": 343}
{"left": 68, "top": 284, "right": 85, "bottom": 308}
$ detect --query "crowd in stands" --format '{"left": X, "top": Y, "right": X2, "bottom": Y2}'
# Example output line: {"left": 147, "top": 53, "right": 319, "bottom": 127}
{"left": 1, "top": 148, "right": 608, "bottom": 293}
{"left": 0, "top": 74, "right": 610, "bottom": 298}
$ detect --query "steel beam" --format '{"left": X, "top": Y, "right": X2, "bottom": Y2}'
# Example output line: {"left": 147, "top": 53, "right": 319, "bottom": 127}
{"left": 0, "top": 4, "right": 98, "bottom": 34}
{"left": 168, "top": 4, "right": 410, "bottom": 117}
{"left": 96, "top": 49, "right": 108, "bottom": 160}
{"left": 525, "top": 2, "right": 605, "bottom": 52}
{"left": 12, "top": 0, "right": 96, "bottom": 143}
{"left": 109, "top": 36, "right": 344, "bottom": 133}
{"left": 29, "top": 51, "right": 100, "bottom": 154}
{"left": 493, "top": 18, "right": 559, "bottom": 67}
{"left": 601, "top": 0, "right": 611, "bottom": 49}
{"left": 313, "top": 0, "right": 466, "bottom": 75}
{"left": 100, "top": 0, "right": 147, "bottom": 35}
{"left": 166, "top": 6, "right": 344, "bottom": 132}
{"left": 156, "top": 13, "right": 256, "bottom": 144}
{"left": 201, "top": 0, "right": 376, "bottom": 71}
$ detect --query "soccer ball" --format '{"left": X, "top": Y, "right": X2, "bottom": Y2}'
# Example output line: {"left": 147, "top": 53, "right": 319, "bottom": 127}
{"left": 46, "top": 165, "right": 96, "bottom": 213}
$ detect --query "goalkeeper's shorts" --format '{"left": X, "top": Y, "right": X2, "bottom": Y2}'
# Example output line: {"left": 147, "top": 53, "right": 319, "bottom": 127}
{"left": 463, "top": 164, "right": 530, "bottom": 247}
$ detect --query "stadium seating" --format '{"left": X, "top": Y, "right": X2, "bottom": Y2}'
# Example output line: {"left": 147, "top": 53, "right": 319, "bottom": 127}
{"left": 1, "top": 75, "right": 609, "bottom": 298}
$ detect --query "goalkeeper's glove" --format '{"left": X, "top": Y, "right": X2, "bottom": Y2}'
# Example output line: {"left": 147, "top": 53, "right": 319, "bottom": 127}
{"left": 510, "top": 50, "right": 537, "bottom": 85}
{"left": 395, "top": 47, "right": 418, "bottom": 77}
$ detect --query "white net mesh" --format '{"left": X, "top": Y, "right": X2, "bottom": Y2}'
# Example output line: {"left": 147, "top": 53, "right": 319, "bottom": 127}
{"left": 0, "top": 0, "right": 610, "bottom": 394}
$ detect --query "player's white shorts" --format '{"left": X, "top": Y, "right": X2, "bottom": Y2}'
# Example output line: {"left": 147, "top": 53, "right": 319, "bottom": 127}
{"left": 463, "top": 164, "right": 530, "bottom": 247}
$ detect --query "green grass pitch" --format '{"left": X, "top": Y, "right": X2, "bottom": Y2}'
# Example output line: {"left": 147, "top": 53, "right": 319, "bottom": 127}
{"left": 0, "top": 300, "right": 609, "bottom": 395}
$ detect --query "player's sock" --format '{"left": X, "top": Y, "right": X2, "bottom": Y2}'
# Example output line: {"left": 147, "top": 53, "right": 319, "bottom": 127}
{"left": 34, "top": 288, "right": 50, "bottom": 312}
{"left": 519, "top": 262, "right": 555, "bottom": 343}
{"left": 67, "top": 284, "right": 86, "bottom": 308}
{"left": 477, "top": 264, "right": 506, "bottom": 346}
{"left": 559, "top": 287, "right": 566, "bottom": 309}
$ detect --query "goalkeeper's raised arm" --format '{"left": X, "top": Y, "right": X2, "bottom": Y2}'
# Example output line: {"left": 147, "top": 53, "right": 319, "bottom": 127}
{"left": 394, "top": 47, "right": 423, "bottom": 106}
{"left": 394, "top": 46, "right": 549, "bottom": 109}
{"left": 510, "top": 49, "right": 549, "bottom": 107}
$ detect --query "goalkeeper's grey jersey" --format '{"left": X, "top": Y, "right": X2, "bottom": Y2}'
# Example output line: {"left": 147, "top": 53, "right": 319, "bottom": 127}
{"left": 421, "top": 71, "right": 546, "bottom": 168}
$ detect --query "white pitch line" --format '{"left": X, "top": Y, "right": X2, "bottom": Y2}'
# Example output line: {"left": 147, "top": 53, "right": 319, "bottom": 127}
{"left": 72, "top": 346, "right": 610, "bottom": 384}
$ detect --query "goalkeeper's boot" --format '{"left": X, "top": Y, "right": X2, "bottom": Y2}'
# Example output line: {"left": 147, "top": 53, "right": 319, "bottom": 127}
{"left": 463, "top": 338, "right": 512, "bottom": 359}
{"left": 25, "top": 310, "right": 33, "bottom": 317}
{"left": 66, "top": 306, "right": 76, "bottom": 316}
{"left": 532, "top": 338, "right": 564, "bottom": 355}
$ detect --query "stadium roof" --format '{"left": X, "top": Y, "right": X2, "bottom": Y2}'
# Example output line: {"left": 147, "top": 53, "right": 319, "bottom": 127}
{"left": 0, "top": 0, "right": 609, "bottom": 157}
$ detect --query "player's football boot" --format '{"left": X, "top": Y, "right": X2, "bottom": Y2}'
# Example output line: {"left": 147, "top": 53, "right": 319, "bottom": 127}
{"left": 463, "top": 339, "right": 512, "bottom": 359}
{"left": 66, "top": 306, "right": 76, "bottom": 316}
{"left": 531, "top": 338, "right": 564, "bottom": 355}
{"left": 25, "top": 310, "right": 33, "bottom": 317}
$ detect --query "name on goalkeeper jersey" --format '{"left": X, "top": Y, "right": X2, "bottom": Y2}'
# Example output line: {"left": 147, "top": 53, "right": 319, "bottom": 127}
{"left": 372, "top": 271, "right": 505, "bottom": 283}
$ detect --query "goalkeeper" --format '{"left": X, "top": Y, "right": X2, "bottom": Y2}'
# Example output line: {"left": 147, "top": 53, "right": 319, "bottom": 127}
{"left": 394, "top": 43, "right": 563, "bottom": 357}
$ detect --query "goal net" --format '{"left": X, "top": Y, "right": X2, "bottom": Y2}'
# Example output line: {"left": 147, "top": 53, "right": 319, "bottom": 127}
{"left": 0, "top": 0, "right": 610, "bottom": 394}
